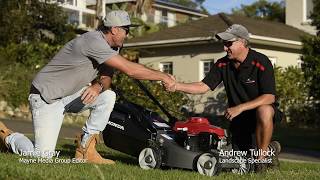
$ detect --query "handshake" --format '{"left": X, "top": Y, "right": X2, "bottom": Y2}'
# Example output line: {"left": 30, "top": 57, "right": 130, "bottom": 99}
{"left": 163, "top": 74, "right": 177, "bottom": 92}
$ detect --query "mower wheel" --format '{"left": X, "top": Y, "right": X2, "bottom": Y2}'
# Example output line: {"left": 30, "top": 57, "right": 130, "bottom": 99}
{"left": 138, "top": 147, "right": 161, "bottom": 170}
{"left": 196, "top": 152, "right": 221, "bottom": 176}
{"left": 231, "top": 156, "right": 253, "bottom": 175}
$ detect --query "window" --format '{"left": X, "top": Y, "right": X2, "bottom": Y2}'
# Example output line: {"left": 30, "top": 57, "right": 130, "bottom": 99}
{"left": 200, "top": 60, "right": 214, "bottom": 80}
{"left": 160, "top": 10, "right": 168, "bottom": 25}
{"left": 82, "top": 12, "right": 95, "bottom": 28}
{"left": 66, "top": 9, "right": 79, "bottom": 25}
{"left": 203, "top": 61, "right": 214, "bottom": 76}
{"left": 160, "top": 62, "right": 173, "bottom": 75}
{"left": 66, "top": 0, "right": 73, "bottom": 5}
{"left": 162, "top": 10, "right": 168, "bottom": 20}
{"left": 154, "top": 9, "right": 176, "bottom": 27}
{"left": 303, "top": 0, "right": 314, "bottom": 22}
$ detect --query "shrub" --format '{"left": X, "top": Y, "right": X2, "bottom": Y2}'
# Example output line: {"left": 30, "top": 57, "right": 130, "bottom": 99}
{"left": 0, "top": 42, "right": 60, "bottom": 107}
{"left": 112, "top": 73, "right": 188, "bottom": 120}
{"left": 274, "top": 66, "right": 318, "bottom": 127}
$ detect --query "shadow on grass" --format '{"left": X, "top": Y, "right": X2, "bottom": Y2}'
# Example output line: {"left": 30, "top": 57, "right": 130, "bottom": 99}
{"left": 58, "top": 144, "right": 76, "bottom": 158}
{"left": 100, "top": 152, "right": 137, "bottom": 165}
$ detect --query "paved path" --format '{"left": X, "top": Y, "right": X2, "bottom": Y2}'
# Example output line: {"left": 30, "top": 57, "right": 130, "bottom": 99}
{"left": 1, "top": 118, "right": 81, "bottom": 139}
{"left": 1, "top": 118, "right": 320, "bottom": 163}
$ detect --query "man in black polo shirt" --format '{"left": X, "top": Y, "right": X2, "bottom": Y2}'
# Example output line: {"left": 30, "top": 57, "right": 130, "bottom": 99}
{"left": 166, "top": 24, "right": 282, "bottom": 172}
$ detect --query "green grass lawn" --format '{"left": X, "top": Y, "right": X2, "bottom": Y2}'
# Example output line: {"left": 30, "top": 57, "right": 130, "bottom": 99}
{"left": 1, "top": 139, "right": 319, "bottom": 180}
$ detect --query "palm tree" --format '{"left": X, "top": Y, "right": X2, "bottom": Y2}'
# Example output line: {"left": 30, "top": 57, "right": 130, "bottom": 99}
{"left": 94, "top": 0, "right": 103, "bottom": 29}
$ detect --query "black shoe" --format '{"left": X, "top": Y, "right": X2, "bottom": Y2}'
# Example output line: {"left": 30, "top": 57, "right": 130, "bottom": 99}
{"left": 268, "top": 141, "right": 281, "bottom": 170}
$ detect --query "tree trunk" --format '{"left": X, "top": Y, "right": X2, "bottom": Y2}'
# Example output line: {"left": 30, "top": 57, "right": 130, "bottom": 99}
{"left": 135, "top": 0, "right": 153, "bottom": 18}
{"left": 95, "top": 0, "right": 103, "bottom": 29}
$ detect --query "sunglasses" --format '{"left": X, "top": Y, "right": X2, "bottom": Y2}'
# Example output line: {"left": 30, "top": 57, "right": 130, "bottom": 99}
{"left": 223, "top": 40, "right": 236, "bottom": 47}
{"left": 118, "top": 26, "right": 130, "bottom": 35}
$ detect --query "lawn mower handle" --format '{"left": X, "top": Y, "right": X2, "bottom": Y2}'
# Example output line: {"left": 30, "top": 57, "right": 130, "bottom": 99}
{"left": 133, "top": 79, "right": 178, "bottom": 126}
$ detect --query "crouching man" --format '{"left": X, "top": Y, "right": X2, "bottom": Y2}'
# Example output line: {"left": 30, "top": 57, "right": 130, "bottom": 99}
{"left": 165, "top": 24, "right": 282, "bottom": 172}
{"left": 0, "top": 10, "right": 175, "bottom": 164}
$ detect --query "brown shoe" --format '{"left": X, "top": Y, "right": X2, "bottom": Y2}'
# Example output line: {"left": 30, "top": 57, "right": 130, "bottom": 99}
{"left": 268, "top": 141, "right": 281, "bottom": 170}
{"left": 0, "top": 121, "right": 13, "bottom": 152}
{"left": 74, "top": 133, "right": 115, "bottom": 164}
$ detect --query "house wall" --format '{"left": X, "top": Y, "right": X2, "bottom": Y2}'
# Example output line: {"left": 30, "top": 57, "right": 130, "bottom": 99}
{"left": 285, "top": 0, "right": 317, "bottom": 35}
{"left": 251, "top": 44, "right": 302, "bottom": 68}
{"left": 137, "top": 42, "right": 302, "bottom": 114}
{"left": 139, "top": 43, "right": 302, "bottom": 82}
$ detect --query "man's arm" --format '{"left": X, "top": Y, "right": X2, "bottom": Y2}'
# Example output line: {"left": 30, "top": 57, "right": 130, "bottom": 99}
{"left": 174, "top": 81, "right": 211, "bottom": 94}
{"left": 98, "top": 75, "right": 112, "bottom": 91}
{"left": 105, "top": 55, "right": 174, "bottom": 86}
{"left": 225, "top": 94, "right": 275, "bottom": 120}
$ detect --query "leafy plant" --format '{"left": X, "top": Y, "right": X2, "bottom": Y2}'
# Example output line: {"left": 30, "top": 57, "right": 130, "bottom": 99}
{"left": 112, "top": 73, "right": 188, "bottom": 120}
{"left": 0, "top": 0, "right": 76, "bottom": 46}
{"left": 274, "top": 66, "right": 319, "bottom": 127}
{"left": 0, "top": 42, "right": 60, "bottom": 107}
{"left": 299, "top": 0, "right": 320, "bottom": 127}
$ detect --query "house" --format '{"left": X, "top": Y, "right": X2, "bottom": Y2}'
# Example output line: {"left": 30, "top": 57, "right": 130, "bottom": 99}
{"left": 124, "top": 13, "right": 309, "bottom": 114}
{"left": 50, "top": 0, "right": 97, "bottom": 31}
{"left": 52, "top": 0, "right": 207, "bottom": 31}
{"left": 286, "top": 0, "right": 317, "bottom": 35}
{"left": 106, "top": 0, "right": 208, "bottom": 27}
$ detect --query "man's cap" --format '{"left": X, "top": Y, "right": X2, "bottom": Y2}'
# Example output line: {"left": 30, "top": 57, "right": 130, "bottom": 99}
{"left": 103, "top": 10, "right": 138, "bottom": 27}
{"left": 215, "top": 24, "right": 250, "bottom": 41}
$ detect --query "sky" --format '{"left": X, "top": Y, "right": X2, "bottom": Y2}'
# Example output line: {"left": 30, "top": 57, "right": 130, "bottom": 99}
{"left": 203, "top": 0, "right": 283, "bottom": 14}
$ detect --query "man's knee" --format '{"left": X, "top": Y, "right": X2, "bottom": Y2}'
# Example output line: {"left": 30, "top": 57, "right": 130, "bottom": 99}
{"left": 256, "top": 105, "right": 274, "bottom": 125}
{"left": 98, "top": 90, "right": 116, "bottom": 104}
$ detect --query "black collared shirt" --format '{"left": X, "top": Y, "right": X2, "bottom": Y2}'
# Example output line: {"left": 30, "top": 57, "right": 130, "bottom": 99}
{"left": 202, "top": 49, "right": 276, "bottom": 107}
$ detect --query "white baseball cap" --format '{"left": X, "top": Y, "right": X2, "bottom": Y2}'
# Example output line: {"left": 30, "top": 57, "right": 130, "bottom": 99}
{"left": 103, "top": 10, "right": 138, "bottom": 27}
{"left": 216, "top": 24, "right": 250, "bottom": 41}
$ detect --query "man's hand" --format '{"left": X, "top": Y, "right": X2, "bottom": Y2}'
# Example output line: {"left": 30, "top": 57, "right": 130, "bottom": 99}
{"left": 163, "top": 74, "right": 176, "bottom": 92}
{"left": 81, "top": 84, "right": 102, "bottom": 104}
{"left": 225, "top": 105, "right": 244, "bottom": 121}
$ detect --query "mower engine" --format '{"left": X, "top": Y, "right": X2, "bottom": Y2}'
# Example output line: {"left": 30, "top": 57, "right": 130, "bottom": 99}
{"left": 173, "top": 117, "right": 229, "bottom": 152}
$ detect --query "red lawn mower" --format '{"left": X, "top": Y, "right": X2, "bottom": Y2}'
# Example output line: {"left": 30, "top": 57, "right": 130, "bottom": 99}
{"left": 103, "top": 79, "right": 253, "bottom": 176}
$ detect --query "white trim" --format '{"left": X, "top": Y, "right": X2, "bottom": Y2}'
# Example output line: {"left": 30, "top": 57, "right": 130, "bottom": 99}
{"left": 303, "top": 0, "right": 307, "bottom": 22}
{"left": 167, "top": 12, "right": 176, "bottom": 27}
{"left": 62, "top": 5, "right": 96, "bottom": 14}
{"left": 297, "top": 59, "right": 303, "bottom": 68}
{"left": 153, "top": 4, "right": 208, "bottom": 17}
{"left": 124, "top": 36, "right": 214, "bottom": 47}
{"left": 302, "top": 0, "right": 313, "bottom": 22}
{"left": 154, "top": 9, "right": 162, "bottom": 24}
{"left": 106, "top": 0, "right": 135, "bottom": 3}
{"left": 199, "top": 61, "right": 203, "bottom": 81}
{"left": 124, "top": 34, "right": 302, "bottom": 49}
{"left": 249, "top": 35, "right": 302, "bottom": 45}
